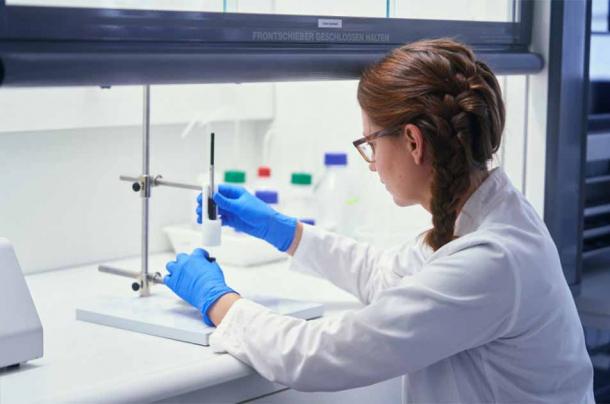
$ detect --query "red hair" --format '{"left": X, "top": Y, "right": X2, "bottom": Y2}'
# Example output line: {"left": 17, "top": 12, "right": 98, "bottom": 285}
{"left": 358, "top": 38, "right": 505, "bottom": 251}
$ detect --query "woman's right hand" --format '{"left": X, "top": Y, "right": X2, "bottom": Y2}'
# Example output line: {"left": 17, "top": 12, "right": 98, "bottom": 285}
{"left": 196, "top": 184, "right": 298, "bottom": 252}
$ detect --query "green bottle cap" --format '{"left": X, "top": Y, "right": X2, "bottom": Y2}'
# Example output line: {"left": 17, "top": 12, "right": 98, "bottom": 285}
{"left": 224, "top": 170, "right": 246, "bottom": 184}
{"left": 291, "top": 172, "right": 312, "bottom": 185}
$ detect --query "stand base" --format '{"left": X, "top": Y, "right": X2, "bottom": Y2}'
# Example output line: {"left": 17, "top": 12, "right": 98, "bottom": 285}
{"left": 76, "top": 291, "right": 323, "bottom": 346}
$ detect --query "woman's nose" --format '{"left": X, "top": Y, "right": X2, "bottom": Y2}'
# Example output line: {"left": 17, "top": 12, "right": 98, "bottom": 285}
{"left": 368, "top": 162, "right": 376, "bottom": 172}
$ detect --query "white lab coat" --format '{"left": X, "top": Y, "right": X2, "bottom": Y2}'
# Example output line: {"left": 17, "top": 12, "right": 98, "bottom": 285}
{"left": 210, "top": 168, "right": 594, "bottom": 403}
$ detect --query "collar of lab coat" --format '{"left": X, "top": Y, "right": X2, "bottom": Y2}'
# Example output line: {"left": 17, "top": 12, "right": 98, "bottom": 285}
{"left": 454, "top": 167, "right": 508, "bottom": 237}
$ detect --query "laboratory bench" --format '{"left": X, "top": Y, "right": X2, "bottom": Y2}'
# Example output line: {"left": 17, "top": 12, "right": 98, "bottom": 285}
{"left": 0, "top": 253, "right": 401, "bottom": 403}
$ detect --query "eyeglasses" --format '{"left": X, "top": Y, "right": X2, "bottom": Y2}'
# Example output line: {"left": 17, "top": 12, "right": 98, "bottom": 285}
{"left": 352, "top": 125, "right": 403, "bottom": 163}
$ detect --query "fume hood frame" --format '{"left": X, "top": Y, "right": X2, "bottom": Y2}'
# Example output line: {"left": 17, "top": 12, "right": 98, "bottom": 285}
{"left": 0, "top": 0, "right": 542, "bottom": 87}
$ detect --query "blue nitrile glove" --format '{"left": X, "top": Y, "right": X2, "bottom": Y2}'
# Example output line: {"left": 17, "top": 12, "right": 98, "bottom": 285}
{"left": 164, "top": 248, "right": 237, "bottom": 327}
{"left": 196, "top": 184, "right": 297, "bottom": 252}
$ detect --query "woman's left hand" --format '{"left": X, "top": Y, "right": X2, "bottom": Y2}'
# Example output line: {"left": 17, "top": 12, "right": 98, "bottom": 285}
{"left": 164, "top": 248, "right": 238, "bottom": 326}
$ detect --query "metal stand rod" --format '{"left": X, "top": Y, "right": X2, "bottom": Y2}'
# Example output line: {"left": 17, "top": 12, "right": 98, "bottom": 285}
{"left": 141, "top": 85, "right": 151, "bottom": 297}
{"left": 102, "top": 88, "right": 207, "bottom": 294}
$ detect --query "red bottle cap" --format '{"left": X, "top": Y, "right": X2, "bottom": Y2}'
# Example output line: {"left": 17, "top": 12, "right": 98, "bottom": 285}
{"left": 258, "top": 166, "right": 271, "bottom": 178}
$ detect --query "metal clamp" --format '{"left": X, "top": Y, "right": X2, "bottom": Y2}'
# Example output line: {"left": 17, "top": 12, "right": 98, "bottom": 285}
{"left": 140, "top": 174, "right": 152, "bottom": 198}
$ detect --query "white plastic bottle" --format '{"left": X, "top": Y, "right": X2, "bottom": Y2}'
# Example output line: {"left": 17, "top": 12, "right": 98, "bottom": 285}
{"left": 284, "top": 172, "right": 316, "bottom": 225}
{"left": 253, "top": 166, "right": 275, "bottom": 192}
{"left": 315, "top": 152, "right": 354, "bottom": 235}
{"left": 255, "top": 189, "right": 279, "bottom": 209}
{"left": 222, "top": 170, "right": 248, "bottom": 237}
{"left": 223, "top": 170, "right": 247, "bottom": 187}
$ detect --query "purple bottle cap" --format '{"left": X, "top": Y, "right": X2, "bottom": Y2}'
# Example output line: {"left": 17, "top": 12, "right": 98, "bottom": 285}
{"left": 324, "top": 152, "right": 347, "bottom": 166}
{"left": 255, "top": 190, "right": 278, "bottom": 204}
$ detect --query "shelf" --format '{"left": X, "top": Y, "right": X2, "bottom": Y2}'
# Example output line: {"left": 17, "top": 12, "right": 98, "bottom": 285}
{"left": 585, "top": 225, "right": 610, "bottom": 240}
{"left": 586, "top": 175, "right": 610, "bottom": 185}
{"left": 589, "top": 114, "right": 610, "bottom": 132}
{"left": 576, "top": 266, "right": 610, "bottom": 329}
{"left": 583, "top": 245, "right": 610, "bottom": 261}
{"left": 585, "top": 203, "right": 610, "bottom": 218}
{"left": 587, "top": 132, "right": 610, "bottom": 162}
{"left": 584, "top": 229, "right": 610, "bottom": 261}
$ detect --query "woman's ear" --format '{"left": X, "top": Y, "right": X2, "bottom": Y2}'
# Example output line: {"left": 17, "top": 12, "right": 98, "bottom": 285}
{"left": 403, "top": 124, "right": 425, "bottom": 165}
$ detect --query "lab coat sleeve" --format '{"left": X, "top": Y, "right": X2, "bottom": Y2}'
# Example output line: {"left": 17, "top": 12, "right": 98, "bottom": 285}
{"left": 210, "top": 238, "right": 518, "bottom": 392}
{"left": 290, "top": 224, "right": 425, "bottom": 304}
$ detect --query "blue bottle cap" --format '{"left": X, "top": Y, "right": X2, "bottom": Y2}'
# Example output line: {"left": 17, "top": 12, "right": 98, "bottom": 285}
{"left": 324, "top": 152, "right": 348, "bottom": 166}
{"left": 255, "top": 190, "right": 278, "bottom": 205}
{"left": 300, "top": 218, "right": 315, "bottom": 226}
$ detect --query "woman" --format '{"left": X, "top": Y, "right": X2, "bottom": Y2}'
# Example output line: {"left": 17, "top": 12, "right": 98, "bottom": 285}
{"left": 164, "top": 38, "right": 594, "bottom": 403}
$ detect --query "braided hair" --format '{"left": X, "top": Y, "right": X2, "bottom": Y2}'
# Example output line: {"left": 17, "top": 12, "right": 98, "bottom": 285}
{"left": 357, "top": 38, "right": 505, "bottom": 251}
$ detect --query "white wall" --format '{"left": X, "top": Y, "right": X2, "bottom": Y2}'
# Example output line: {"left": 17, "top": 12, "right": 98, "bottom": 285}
{"left": 592, "top": 0, "right": 609, "bottom": 32}
{"left": 0, "top": 84, "right": 274, "bottom": 132}
{"left": 0, "top": 124, "right": 197, "bottom": 273}
{"left": 0, "top": 92, "right": 271, "bottom": 274}
{"left": 392, "top": 0, "right": 514, "bottom": 21}
{"left": 590, "top": 35, "right": 610, "bottom": 81}
{"left": 524, "top": 0, "right": 551, "bottom": 218}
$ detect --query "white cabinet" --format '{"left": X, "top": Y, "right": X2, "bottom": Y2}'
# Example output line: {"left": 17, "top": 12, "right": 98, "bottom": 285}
{"left": 156, "top": 375, "right": 402, "bottom": 404}
{"left": 0, "top": 83, "right": 274, "bottom": 133}
{"left": 248, "top": 378, "right": 402, "bottom": 404}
